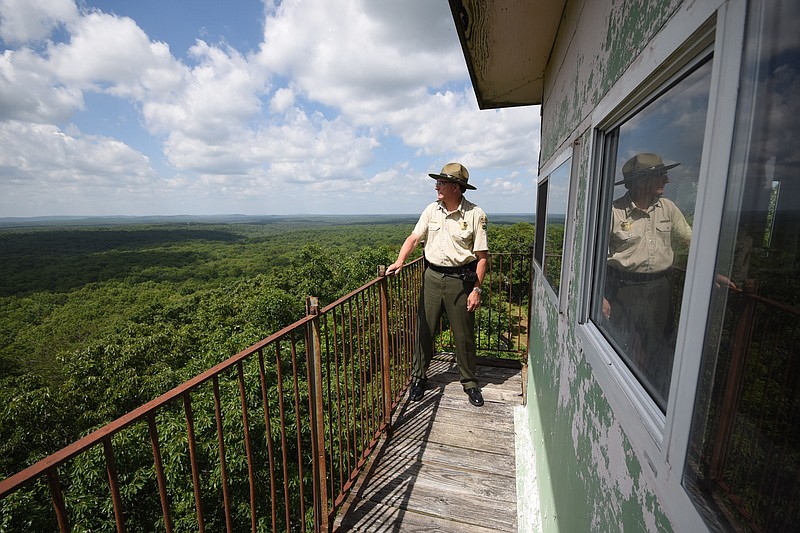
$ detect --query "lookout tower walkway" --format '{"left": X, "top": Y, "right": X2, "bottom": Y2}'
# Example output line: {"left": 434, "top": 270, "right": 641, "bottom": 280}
{"left": 334, "top": 355, "right": 523, "bottom": 532}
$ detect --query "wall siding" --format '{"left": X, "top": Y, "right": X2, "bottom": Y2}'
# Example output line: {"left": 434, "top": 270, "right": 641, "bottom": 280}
{"left": 525, "top": 0, "right": 684, "bottom": 530}
{"left": 541, "top": 0, "right": 680, "bottom": 162}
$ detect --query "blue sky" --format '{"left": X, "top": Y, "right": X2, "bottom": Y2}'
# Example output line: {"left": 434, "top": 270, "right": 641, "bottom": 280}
{"left": 0, "top": 0, "right": 541, "bottom": 217}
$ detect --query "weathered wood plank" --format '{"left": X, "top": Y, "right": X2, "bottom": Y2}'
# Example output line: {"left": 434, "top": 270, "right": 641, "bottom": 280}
{"left": 335, "top": 499, "right": 505, "bottom": 533}
{"left": 394, "top": 409, "right": 516, "bottom": 438}
{"left": 353, "top": 456, "right": 517, "bottom": 504}
{"left": 337, "top": 455, "right": 518, "bottom": 532}
{"left": 376, "top": 435, "right": 517, "bottom": 475}
{"left": 391, "top": 419, "right": 515, "bottom": 456}
{"left": 392, "top": 395, "right": 521, "bottom": 431}
{"left": 434, "top": 381, "right": 523, "bottom": 405}
{"left": 333, "top": 358, "right": 520, "bottom": 532}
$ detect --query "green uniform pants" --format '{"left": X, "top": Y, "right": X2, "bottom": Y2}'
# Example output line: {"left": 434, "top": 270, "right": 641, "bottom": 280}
{"left": 607, "top": 273, "right": 674, "bottom": 406}
{"left": 413, "top": 267, "right": 478, "bottom": 389}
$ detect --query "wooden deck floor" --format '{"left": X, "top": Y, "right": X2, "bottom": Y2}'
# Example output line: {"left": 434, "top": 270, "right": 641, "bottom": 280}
{"left": 333, "top": 356, "right": 523, "bottom": 532}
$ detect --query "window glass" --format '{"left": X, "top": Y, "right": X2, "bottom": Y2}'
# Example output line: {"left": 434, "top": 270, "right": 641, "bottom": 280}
{"left": 534, "top": 180, "right": 548, "bottom": 267}
{"left": 684, "top": 2, "right": 800, "bottom": 530}
{"left": 593, "top": 57, "right": 713, "bottom": 411}
{"left": 543, "top": 158, "right": 571, "bottom": 296}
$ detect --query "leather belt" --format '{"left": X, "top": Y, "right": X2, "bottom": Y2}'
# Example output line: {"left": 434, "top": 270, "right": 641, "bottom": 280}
{"left": 427, "top": 261, "right": 477, "bottom": 275}
{"left": 610, "top": 268, "right": 669, "bottom": 283}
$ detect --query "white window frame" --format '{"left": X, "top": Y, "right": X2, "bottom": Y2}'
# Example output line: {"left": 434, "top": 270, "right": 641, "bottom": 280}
{"left": 575, "top": 1, "right": 746, "bottom": 531}
{"left": 535, "top": 145, "right": 575, "bottom": 312}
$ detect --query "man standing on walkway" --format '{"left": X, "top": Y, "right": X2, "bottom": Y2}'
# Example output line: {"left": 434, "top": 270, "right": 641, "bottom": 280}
{"left": 385, "top": 162, "right": 488, "bottom": 407}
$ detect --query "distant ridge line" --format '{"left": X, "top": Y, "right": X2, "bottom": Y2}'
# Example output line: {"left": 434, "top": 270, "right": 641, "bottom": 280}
{"left": 0, "top": 213, "right": 534, "bottom": 228}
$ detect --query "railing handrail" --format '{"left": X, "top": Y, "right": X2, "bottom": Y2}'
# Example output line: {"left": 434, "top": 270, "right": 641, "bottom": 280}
{"left": 320, "top": 271, "right": 387, "bottom": 314}
{"left": 0, "top": 314, "right": 317, "bottom": 499}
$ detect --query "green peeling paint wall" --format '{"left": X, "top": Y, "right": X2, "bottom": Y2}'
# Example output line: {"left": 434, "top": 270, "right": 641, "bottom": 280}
{"left": 541, "top": 0, "right": 680, "bottom": 162}
{"left": 525, "top": 0, "right": 682, "bottom": 530}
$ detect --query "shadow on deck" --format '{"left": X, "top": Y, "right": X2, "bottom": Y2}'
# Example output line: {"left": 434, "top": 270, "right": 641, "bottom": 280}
{"left": 334, "top": 356, "right": 523, "bottom": 532}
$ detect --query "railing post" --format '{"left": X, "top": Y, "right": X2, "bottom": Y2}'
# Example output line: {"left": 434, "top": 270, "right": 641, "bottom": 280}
{"left": 147, "top": 414, "right": 174, "bottom": 533}
{"left": 378, "top": 266, "right": 393, "bottom": 434}
{"left": 709, "top": 286, "right": 757, "bottom": 481}
{"left": 46, "top": 469, "right": 69, "bottom": 533}
{"left": 306, "top": 296, "right": 330, "bottom": 533}
{"left": 103, "top": 438, "right": 127, "bottom": 533}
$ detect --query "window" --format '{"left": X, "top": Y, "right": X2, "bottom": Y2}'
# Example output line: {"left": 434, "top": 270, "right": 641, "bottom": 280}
{"left": 534, "top": 180, "right": 547, "bottom": 269}
{"left": 684, "top": 2, "right": 800, "bottom": 530}
{"left": 535, "top": 156, "right": 572, "bottom": 301}
{"left": 591, "top": 55, "right": 713, "bottom": 412}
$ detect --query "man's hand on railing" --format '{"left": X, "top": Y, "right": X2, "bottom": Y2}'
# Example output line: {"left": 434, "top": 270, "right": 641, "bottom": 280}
{"left": 386, "top": 234, "right": 420, "bottom": 276}
{"left": 715, "top": 273, "right": 737, "bottom": 290}
{"left": 602, "top": 297, "right": 612, "bottom": 320}
{"left": 385, "top": 261, "right": 403, "bottom": 276}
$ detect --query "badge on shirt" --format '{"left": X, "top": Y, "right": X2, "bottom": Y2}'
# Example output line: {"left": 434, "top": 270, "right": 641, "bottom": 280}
{"left": 620, "top": 221, "right": 631, "bottom": 231}
{"left": 461, "top": 221, "right": 468, "bottom": 230}
{"left": 480, "top": 215, "right": 487, "bottom": 230}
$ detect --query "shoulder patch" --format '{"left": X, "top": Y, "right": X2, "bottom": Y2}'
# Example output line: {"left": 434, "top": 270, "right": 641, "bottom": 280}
{"left": 480, "top": 215, "right": 487, "bottom": 230}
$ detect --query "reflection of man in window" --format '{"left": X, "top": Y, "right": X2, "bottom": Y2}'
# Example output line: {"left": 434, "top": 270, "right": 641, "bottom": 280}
{"left": 602, "top": 153, "right": 691, "bottom": 403}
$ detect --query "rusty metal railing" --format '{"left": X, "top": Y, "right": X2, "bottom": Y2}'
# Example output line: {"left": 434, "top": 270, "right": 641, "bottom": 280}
{"left": 696, "top": 288, "right": 800, "bottom": 532}
{"left": 0, "top": 252, "right": 528, "bottom": 532}
{"left": 309, "top": 258, "right": 422, "bottom": 528}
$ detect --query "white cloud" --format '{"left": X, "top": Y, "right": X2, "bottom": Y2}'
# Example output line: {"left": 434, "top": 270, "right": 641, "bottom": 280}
{"left": 394, "top": 89, "right": 540, "bottom": 166}
{"left": 259, "top": 0, "right": 465, "bottom": 120}
{"left": 0, "top": 9, "right": 185, "bottom": 124}
{"left": 0, "top": 48, "right": 85, "bottom": 122}
{"left": 0, "top": 120, "right": 157, "bottom": 214}
{"left": 270, "top": 87, "right": 295, "bottom": 113}
{"left": 0, "top": 0, "right": 77, "bottom": 44}
{"left": 0, "top": 120, "right": 154, "bottom": 182}
{"left": 0, "top": 0, "right": 540, "bottom": 216}
{"left": 143, "top": 41, "right": 266, "bottom": 140}
{"left": 258, "top": 0, "right": 540, "bottom": 190}
{"left": 488, "top": 175, "right": 528, "bottom": 195}
{"left": 49, "top": 11, "right": 186, "bottom": 99}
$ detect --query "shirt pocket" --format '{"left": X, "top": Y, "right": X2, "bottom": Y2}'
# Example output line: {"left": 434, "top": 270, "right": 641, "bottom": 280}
{"left": 453, "top": 226, "right": 474, "bottom": 248}
{"left": 612, "top": 228, "right": 638, "bottom": 251}
{"left": 656, "top": 223, "right": 672, "bottom": 247}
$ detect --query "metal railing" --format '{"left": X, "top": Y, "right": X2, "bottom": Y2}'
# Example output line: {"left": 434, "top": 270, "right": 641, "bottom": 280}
{"left": 0, "top": 252, "right": 529, "bottom": 532}
{"left": 696, "top": 288, "right": 800, "bottom": 532}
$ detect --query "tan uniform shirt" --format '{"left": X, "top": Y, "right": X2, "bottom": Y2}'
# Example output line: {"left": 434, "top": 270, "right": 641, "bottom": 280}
{"left": 608, "top": 193, "right": 691, "bottom": 273}
{"left": 413, "top": 198, "right": 488, "bottom": 267}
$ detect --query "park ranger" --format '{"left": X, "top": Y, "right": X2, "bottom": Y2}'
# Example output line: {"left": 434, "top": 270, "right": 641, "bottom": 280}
{"left": 386, "top": 162, "right": 488, "bottom": 407}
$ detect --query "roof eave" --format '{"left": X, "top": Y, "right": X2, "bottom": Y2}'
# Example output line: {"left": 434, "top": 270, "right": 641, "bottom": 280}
{"left": 448, "top": 0, "right": 565, "bottom": 109}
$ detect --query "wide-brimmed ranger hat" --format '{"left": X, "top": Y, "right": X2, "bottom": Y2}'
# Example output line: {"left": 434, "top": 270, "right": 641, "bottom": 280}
{"left": 429, "top": 162, "right": 476, "bottom": 190}
{"left": 615, "top": 153, "right": 680, "bottom": 187}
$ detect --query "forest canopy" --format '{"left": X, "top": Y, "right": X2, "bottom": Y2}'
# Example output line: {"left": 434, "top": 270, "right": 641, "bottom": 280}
{"left": 0, "top": 215, "right": 535, "bottom": 479}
